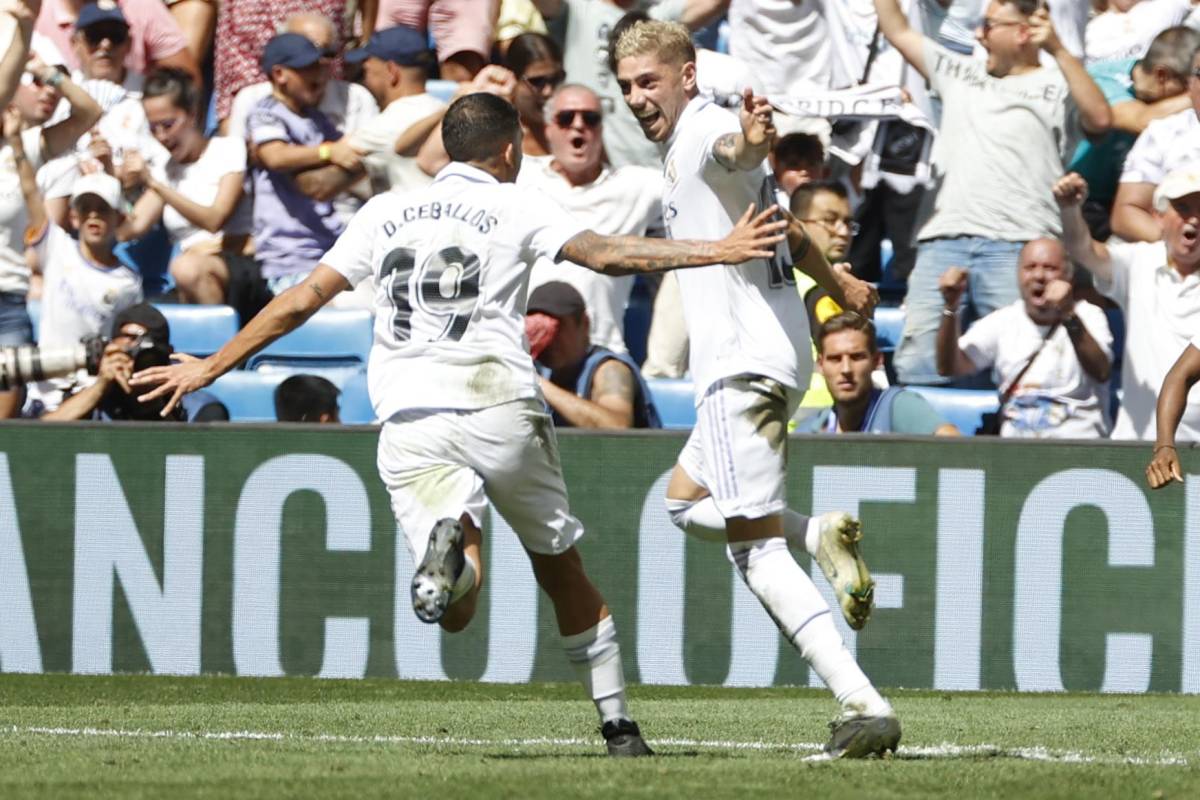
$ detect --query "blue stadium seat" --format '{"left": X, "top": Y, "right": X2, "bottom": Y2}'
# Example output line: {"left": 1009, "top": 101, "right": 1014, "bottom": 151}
{"left": 207, "top": 371, "right": 289, "bottom": 422}
{"left": 154, "top": 303, "right": 239, "bottom": 356}
{"left": 907, "top": 386, "right": 999, "bottom": 437}
{"left": 114, "top": 223, "right": 175, "bottom": 297}
{"left": 247, "top": 308, "right": 373, "bottom": 369}
{"left": 427, "top": 79, "right": 458, "bottom": 103}
{"left": 874, "top": 306, "right": 905, "bottom": 353}
{"left": 339, "top": 370, "right": 375, "bottom": 424}
{"left": 647, "top": 378, "right": 696, "bottom": 430}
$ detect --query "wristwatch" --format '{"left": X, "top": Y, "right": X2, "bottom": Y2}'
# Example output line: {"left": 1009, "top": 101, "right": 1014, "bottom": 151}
{"left": 1062, "top": 313, "right": 1083, "bottom": 335}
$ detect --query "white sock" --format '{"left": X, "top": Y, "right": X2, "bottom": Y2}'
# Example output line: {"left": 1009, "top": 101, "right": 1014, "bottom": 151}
{"left": 728, "top": 537, "right": 890, "bottom": 717}
{"left": 666, "top": 496, "right": 813, "bottom": 553}
{"left": 448, "top": 554, "right": 477, "bottom": 603}
{"left": 665, "top": 496, "right": 725, "bottom": 542}
{"left": 561, "top": 615, "right": 630, "bottom": 724}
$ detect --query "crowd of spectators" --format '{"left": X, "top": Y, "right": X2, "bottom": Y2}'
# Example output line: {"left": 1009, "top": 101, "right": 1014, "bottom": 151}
{"left": 2, "top": 0, "right": 1200, "bottom": 439}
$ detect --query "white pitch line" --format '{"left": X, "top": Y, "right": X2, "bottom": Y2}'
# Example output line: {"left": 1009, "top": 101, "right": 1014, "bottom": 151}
{"left": 0, "top": 726, "right": 1191, "bottom": 767}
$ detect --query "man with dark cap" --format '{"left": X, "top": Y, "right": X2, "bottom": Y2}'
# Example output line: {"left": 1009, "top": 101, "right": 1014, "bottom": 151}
{"left": 526, "top": 281, "right": 660, "bottom": 429}
{"left": 43, "top": 302, "right": 228, "bottom": 421}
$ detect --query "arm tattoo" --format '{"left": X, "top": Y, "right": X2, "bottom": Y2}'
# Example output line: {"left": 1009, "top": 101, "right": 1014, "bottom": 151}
{"left": 592, "top": 360, "right": 635, "bottom": 404}
{"left": 711, "top": 132, "right": 741, "bottom": 170}
{"left": 308, "top": 281, "right": 327, "bottom": 299}
{"left": 560, "top": 230, "right": 718, "bottom": 276}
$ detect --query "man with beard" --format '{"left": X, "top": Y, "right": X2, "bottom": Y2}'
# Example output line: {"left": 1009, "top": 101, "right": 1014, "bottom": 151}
{"left": 935, "top": 238, "right": 1112, "bottom": 438}
{"left": 1056, "top": 168, "right": 1200, "bottom": 441}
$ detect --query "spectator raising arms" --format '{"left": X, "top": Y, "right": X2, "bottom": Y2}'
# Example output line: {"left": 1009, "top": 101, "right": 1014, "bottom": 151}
{"left": 0, "top": 0, "right": 40, "bottom": 111}
{"left": 118, "top": 68, "right": 260, "bottom": 315}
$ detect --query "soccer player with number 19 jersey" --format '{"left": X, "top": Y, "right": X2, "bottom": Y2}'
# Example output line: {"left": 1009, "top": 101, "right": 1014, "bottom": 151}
{"left": 130, "top": 92, "right": 786, "bottom": 758}
{"left": 615, "top": 20, "right": 902, "bottom": 759}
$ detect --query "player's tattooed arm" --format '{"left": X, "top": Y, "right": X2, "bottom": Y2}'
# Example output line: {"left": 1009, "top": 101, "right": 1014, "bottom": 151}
{"left": 711, "top": 89, "right": 775, "bottom": 171}
{"left": 560, "top": 204, "right": 786, "bottom": 275}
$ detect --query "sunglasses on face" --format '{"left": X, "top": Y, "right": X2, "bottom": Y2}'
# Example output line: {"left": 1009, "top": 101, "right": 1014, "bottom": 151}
{"left": 524, "top": 71, "right": 565, "bottom": 93}
{"left": 553, "top": 109, "right": 602, "bottom": 129}
{"left": 83, "top": 24, "right": 129, "bottom": 47}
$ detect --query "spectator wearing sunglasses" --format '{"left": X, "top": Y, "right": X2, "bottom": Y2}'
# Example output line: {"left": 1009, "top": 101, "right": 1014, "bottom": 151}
{"left": 504, "top": 32, "right": 563, "bottom": 158}
{"left": 37, "top": 0, "right": 199, "bottom": 87}
{"left": 518, "top": 84, "right": 663, "bottom": 355}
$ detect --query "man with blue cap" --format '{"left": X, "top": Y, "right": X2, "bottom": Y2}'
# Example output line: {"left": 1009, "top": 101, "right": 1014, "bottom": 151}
{"left": 245, "top": 31, "right": 354, "bottom": 295}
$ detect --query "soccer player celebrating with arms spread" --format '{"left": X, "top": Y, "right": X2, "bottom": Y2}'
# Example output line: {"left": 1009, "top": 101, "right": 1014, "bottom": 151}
{"left": 131, "top": 92, "right": 786, "bottom": 758}
{"left": 613, "top": 20, "right": 901, "bottom": 758}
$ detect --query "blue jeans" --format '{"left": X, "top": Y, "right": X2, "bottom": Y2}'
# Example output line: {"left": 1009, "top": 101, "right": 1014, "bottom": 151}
{"left": 0, "top": 292, "right": 33, "bottom": 347}
{"left": 893, "top": 237, "right": 1023, "bottom": 385}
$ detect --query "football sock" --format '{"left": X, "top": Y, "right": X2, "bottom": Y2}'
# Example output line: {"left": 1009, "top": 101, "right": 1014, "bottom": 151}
{"left": 562, "top": 615, "right": 630, "bottom": 724}
{"left": 728, "top": 537, "right": 890, "bottom": 717}
{"left": 666, "top": 497, "right": 813, "bottom": 554}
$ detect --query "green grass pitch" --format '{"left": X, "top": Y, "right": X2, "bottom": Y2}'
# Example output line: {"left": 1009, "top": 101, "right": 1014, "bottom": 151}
{"left": 0, "top": 675, "right": 1197, "bottom": 799}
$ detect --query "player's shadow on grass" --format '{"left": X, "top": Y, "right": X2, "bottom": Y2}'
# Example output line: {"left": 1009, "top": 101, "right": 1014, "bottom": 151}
{"left": 484, "top": 751, "right": 714, "bottom": 761}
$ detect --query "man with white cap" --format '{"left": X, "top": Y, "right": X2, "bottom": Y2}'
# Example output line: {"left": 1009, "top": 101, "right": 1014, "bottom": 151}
{"left": 25, "top": 170, "right": 143, "bottom": 414}
{"left": 1055, "top": 167, "right": 1200, "bottom": 441}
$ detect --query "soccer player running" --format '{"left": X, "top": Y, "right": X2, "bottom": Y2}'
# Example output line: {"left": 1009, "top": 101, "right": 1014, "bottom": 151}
{"left": 613, "top": 21, "right": 901, "bottom": 758}
{"left": 130, "top": 92, "right": 786, "bottom": 758}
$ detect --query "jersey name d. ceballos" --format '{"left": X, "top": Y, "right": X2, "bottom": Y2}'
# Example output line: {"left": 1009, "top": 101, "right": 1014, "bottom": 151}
{"left": 322, "top": 162, "right": 586, "bottom": 421}
{"left": 662, "top": 97, "right": 812, "bottom": 397}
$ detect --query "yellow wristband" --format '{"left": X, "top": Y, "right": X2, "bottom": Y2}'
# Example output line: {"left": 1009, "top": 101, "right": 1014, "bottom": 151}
{"left": 318, "top": 143, "right": 332, "bottom": 162}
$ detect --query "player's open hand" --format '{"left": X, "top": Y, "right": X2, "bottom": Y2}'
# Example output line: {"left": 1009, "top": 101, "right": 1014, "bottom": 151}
{"left": 129, "top": 355, "right": 217, "bottom": 418}
{"left": 720, "top": 203, "right": 787, "bottom": 264}
{"left": 1052, "top": 173, "right": 1088, "bottom": 209}
{"left": 1147, "top": 445, "right": 1183, "bottom": 489}
{"left": 833, "top": 263, "right": 878, "bottom": 318}
{"left": 738, "top": 88, "right": 775, "bottom": 148}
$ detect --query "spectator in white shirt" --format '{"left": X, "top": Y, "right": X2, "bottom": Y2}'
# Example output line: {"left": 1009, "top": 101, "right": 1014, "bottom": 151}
{"left": 1057, "top": 168, "right": 1200, "bottom": 441}
{"left": 936, "top": 238, "right": 1113, "bottom": 438}
{"left": 519, "top": 83, "right": 663, "bottom": 354}
{"left": 118, "top": 68, "right": 262, "bottom": 316}
{"left": 1086, "top": 0, "right": 1199, "bottom": 66}
{"left": 1111, "top": 41, "right": 1200, "bottom": 241}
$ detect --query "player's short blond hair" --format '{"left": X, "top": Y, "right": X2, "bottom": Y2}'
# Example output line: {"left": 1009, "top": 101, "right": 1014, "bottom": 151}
{"left": 612, "top": 20, "right": 695, "bottom": 68}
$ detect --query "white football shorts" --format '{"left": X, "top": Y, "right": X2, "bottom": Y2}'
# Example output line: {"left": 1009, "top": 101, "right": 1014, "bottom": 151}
{"left": 377, "top": 398, "right": 585, "bottom": 563}
{"left": 677, "top": 375, "right": 800, "bottom": 519}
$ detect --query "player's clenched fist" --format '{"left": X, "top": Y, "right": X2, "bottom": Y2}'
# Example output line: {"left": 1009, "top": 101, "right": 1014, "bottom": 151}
{"left": 938, "top": 266, "right": 968, "bottom": 309}
{"left": 1052, "top": 172, "right": 1088, "bottom": 209}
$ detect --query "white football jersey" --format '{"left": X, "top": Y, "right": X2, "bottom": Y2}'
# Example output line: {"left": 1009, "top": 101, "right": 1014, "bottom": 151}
{"left": 322, "top": 163, "right": 586, "bottom": 421}
{"left": 662, "top": 98, "right": 811, "bottom": 396}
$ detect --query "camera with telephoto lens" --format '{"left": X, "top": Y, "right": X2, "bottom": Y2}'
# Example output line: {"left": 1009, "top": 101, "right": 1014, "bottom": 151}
{"left": 0, "top": 336, "right": 107, "bottom": 391}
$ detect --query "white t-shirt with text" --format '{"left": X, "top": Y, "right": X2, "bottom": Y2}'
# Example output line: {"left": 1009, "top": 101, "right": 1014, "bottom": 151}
{"left": 321, "top": 162, "right": 586, "bottom": 421}
{"left": 959, "top": 300, "right": 1112, "bottom": 438}
{"left": 662, "top": 97, "right": 809, "bottom": 396}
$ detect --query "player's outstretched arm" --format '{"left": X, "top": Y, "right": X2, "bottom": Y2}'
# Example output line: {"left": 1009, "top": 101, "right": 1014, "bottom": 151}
{"left": 711, "top": 89, "right": 775, "bottom": 172}
{"left": 1148, "top": 344, "right": 1200, "bottom": 489}
{"left": 560, "top": 203, "right": 785, "bottom": 276}
{"left": 129, "top": 266, "right": 350, "bottom": 416}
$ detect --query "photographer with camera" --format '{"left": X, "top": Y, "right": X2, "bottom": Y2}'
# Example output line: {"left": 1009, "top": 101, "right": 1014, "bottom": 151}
{"left": 42, "top": 303, "right": 226, "bottom": 421}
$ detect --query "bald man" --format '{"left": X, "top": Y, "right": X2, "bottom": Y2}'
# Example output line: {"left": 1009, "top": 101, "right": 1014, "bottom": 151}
{"left": 935, "top": 238, "right": 1113, "bottom": 438}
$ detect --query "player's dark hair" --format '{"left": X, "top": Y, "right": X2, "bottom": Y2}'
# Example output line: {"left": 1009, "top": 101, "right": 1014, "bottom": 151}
{"left": 999, "top": 0, "right": 1040, "bottom": 16}
{"left": 143, "top": 67, "right": 200, "bottom": 116}
{"left": 274, "top": 374, "right": 340, "bottom": 423}
{"left": 816, "top": 312, "right": 877, "bottom": 355}
{"left": 504, "top": 32, "right": 562, "bottom": 79}
{"left": 607, "top": 10, "right": 651, "bottom": 74}
{"left": 790, "top": 179, "right": 849, "bottom": 219}
{"left": 1141, "top": 27, "right": 1200, "bottom": 78}
{"left": 443, "top": 93, "right": 521, "bottom": 163}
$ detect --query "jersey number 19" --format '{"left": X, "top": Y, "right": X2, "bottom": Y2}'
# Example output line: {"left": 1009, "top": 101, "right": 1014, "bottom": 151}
{"left": 380, "top": 245, "right": 482, "bottom": 342}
